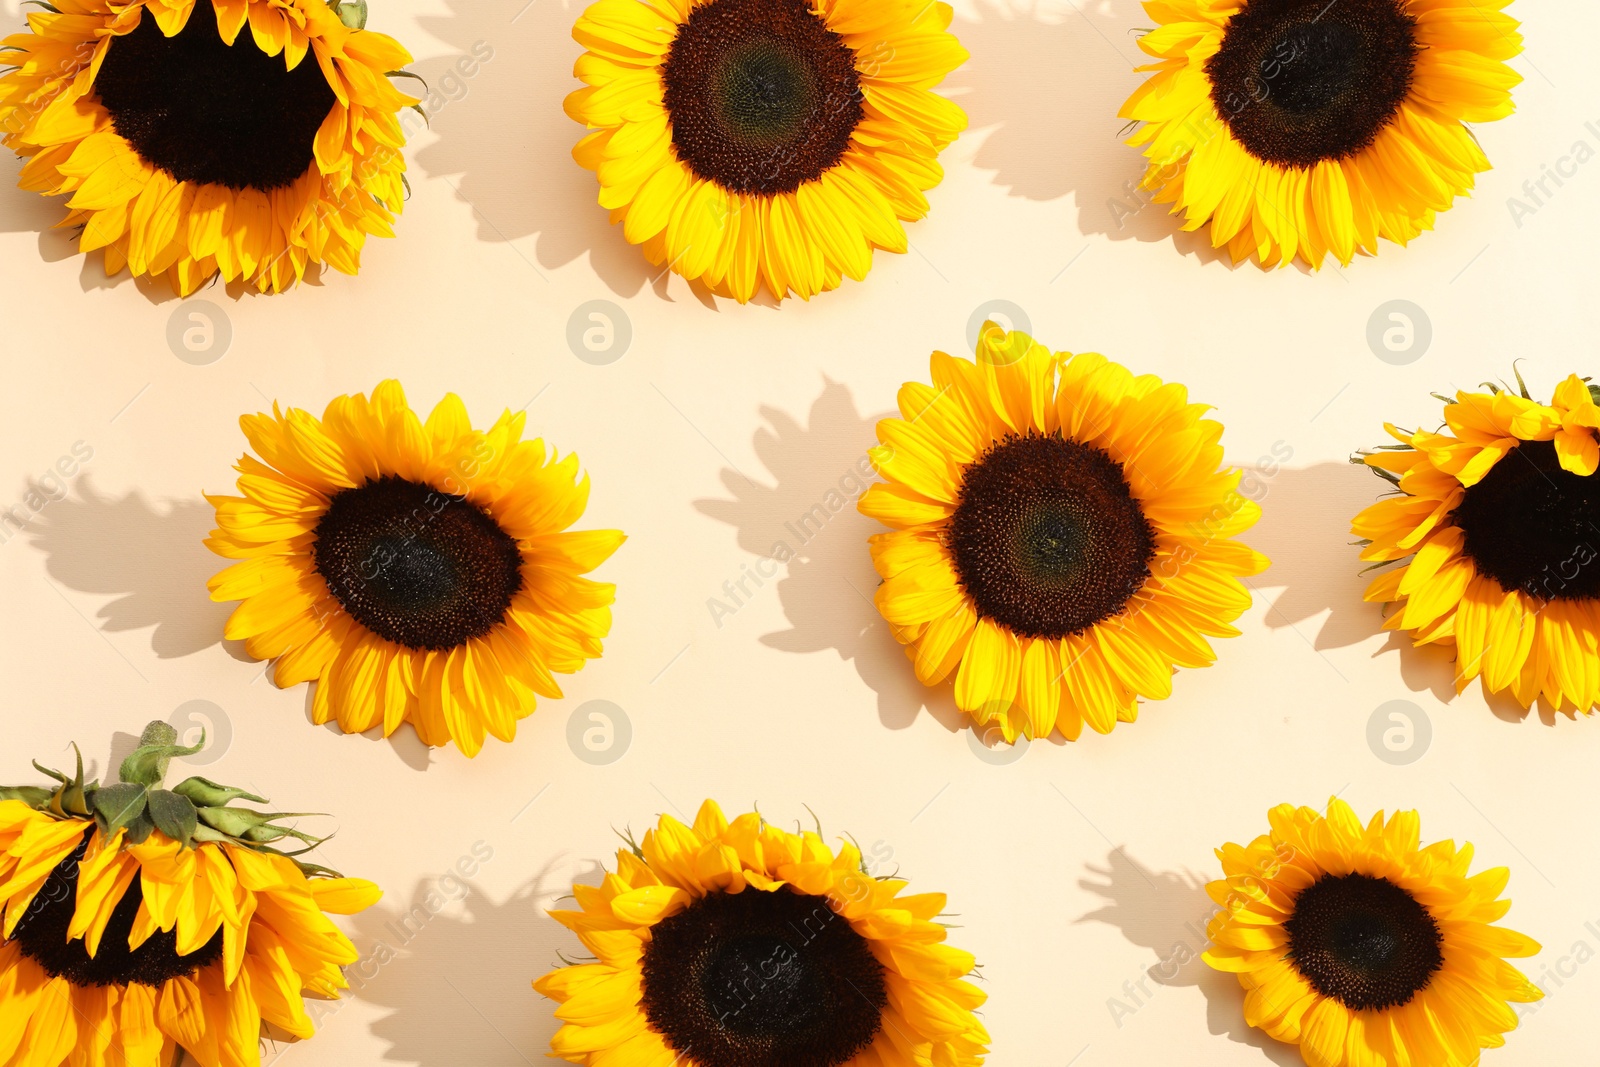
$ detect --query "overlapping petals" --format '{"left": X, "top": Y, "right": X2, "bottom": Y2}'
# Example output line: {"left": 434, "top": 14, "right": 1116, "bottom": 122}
{"left": 207, "top": 381, "right": 624, "bottom": 756}
{"left": 534, "top": 800, "right": 990, "bottom": 1067}
{"left": 1205, "top": 799, "right": 1540, "bottom": 1067}
{"left": 1119, "top": 0, "right": 1522, "bottom": 268}
{"left": 565, "top": 0, "right": 968, "bottom": 302}
{"left": 0, "top": 801, "right": 378, "bottom": 1067}
{"left": 860, "top": 324, "right": 1268, "bottom": 742}
{"left": 0, "top": 0, "right": 416, "bottom": 293}
{"left": 1355, "top": 381, "right": 1600, "bottom": 711}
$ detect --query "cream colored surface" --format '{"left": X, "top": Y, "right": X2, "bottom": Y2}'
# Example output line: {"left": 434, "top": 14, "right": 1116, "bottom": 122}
{"left": 0, "top": 0, "right": 1595, "bottom": 1063}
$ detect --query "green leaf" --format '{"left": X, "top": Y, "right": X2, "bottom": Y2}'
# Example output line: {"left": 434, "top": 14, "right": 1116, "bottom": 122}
{"left": 93, "top": 783, "right": 148, "bottom": 834}
{"left": 196, "top": 807, "right": 323, "bottom": 843}
{"left": 146, "top": 790, "right": 199, "bottom": 848}
{"left": 0, "top": 786, "right": 53, "bottom": 809}
{"left": 46, "top": 745, "right": 91, "bottom": 818}
{"left": 172, "top": 777, "right": 267, "bottom": 807}
{"left": 124, "top": 811, "right": 156, "bottom": 846}
{"left": 328, "top": 0, "right": 367, "bottom": 29}
{"left": 120, "top": 724, "right": 205, "bottom": 789}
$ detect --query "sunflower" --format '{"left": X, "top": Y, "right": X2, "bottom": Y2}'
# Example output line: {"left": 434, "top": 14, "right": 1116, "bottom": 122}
{"left": 534, "top": 800, "right": 988, "bottom": 1067}
{"left": 564, "top": 0, "right": 967, "bottom": 303}
{"left": 858, "top": 324, "right": 1268, "bottom": 743}
{"left": 1119, "top": 0, "right": 1522, "bottom": 268}
{"left": 0, "top": 720, "right": 381, "bottom": 1067}
{"left": 206, "top": 380, "right": 625, "bottom": 757}
{"left": 1353, "top": 374, "right": 1600, "bottom": 712}
{"left": 1204, "top": 798, "right": 1542, "bottom": 1067}
{"left": 0, "top": 0, "right": 417, "bottom": 295}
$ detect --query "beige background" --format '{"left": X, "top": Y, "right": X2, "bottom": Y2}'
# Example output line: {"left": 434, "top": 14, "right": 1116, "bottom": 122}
{"left": 1, "top": 0, "right": 1596, "bottom": 1063}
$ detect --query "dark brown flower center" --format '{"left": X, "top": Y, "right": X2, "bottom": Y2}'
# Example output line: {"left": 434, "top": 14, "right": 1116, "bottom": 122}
{"left": 95, "top": 0, "right": 337, "bottom": 191}
{"left": 1206, "top": 0, "right": 1419, "bottom": 168}
{"left": 1285, "top": 872, "right": 1443, "bottom": 1011}
{"left": 1452, "top": 438, "right": 1600, "bottom": 601}
{"left": 639, "top": 889, "right": 888, "bottom": 1067}
{"left": 661, "top": 0, "right": 863, "bottom": 196}
{"left": 312, "top": 476, "right": 524, "bottom": 651}
{"left": 9, "top": 835, "right": 224, "bottom": 987}
{"left": 947, "top": 433, "right": 1155, "bottom": 639}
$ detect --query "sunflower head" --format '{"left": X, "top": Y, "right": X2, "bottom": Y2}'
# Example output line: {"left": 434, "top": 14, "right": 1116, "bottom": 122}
{"left": 1354, "top": 372, "right": 1600, "bottom": 712}
{"left": 534, "top": 800, "right": 990, "bottom": 1067}
{"left": 206, "top": 381, "right": 625, "bottom": 757}
{"left": 1119, "top": 0, "right": 1522, "bottom": 268}
{"left": 859, "top": 323, "right": 1267, "bottom": 743}
{"left": 565, "top": 0, "right": 968, "bottom": 302}
{"left": 0, "top": 0, "right": 418, "bottom": 294}
{"left": 1204, "top": 798, "right": 1542, "bottom": 1067}
{"left": 0, "top": 721, "right": 380, "bottom": 1067}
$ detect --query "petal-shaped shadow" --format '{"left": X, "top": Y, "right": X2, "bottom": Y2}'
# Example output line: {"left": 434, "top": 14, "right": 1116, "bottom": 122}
{"left": 344, "top": 858, "right": 596, "bottom": 1066}
{"left": 693, "top": 380, "right": 967, "bottom": 733}
{"left": 948, "top": 0, "right": 1230, "bottom": 262}
{"left": 1251, "top": 462, "right": 1390, "bottom": 651}
{"left": 408, "top": 0, "right": 655, "bottom": 297}
{"left": 28, "top": 476, "right": 236, "bottom": 659}
{"left": 1078, "top": 849, "right": 1301, "bottom": 1065}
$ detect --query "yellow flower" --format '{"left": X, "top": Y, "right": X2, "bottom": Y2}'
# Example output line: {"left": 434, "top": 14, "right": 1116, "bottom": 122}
{"left": 0, "top": 722, "right": 381, "bottom": 1067}
{"left": 0, "top": 0, "right": 417, "bottom": 294}
{"left": 1119, "top": 0, "right": 1522, "bottom": 268}
{"left": 207, "top": 381, "right": 624, "bottom": 756}
{"left": 1205, "top": 798, "right": 1541, "bottom": 1067}
{"left": 859, "top": 324, "right": 1267, "bottom": 742}
{"left": 534, "top": 800, "right": 988, "bottom": 1067}
{"left": 1355, "top": 375, "right": 1600, "bottom": 711}
{"left": 565, "top": 0, "right": 967, "bottom": 302}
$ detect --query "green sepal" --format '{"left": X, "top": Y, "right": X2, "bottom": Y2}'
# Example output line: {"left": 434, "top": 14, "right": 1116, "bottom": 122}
{"left": 147, "top": 790, "right": 199, "bottom": 848}
{"left": 328, "top": 0, "right": 367, "bottom": 29}
{"left": 124, "top": 811, "right": 156, "bottom": 846}
{"left": 0, "top": 786, "right": 53, "bottom": 809}
{"left": 197, "top": 806, "right": 325, "bottom": 845}
{"left": 36, "top": 746, "right": 94, "bottom": 818}
{"left": 1587, "top": 383, "right": 1600, "bottom": 407}
{"left": 93, "top": 782, "right": 148, "bottom": 835}
{"left": 119, "top": 721, "right": 204, "bottom": 790}
{"left": 172, "top": 777, "right": 267, "bottom": 807}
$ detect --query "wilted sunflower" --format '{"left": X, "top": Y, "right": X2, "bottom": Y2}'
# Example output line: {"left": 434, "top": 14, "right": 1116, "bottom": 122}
{"left": 0, "top": 0, "right": 417, "bottom": 294}
{"left": 859, "top": 324, "right": 1268, "bottom": 743}
{"left": 564, "top": 0, "right": 968, "bottom": 302}
{"left": 1355, "top": 373, "right": 1600, "bottom": 712}
{"left": 207, "top": 381, "right": 624, "bottom": 757}
{"left": 1119, "top": 0, "right": 1522, "bottom": 268}
{"left": 535, "top": 800, "right": 988, "bottom": 1067}
{"left": 0, "top": 721, "right": 380, "bottom": 1067}
{"left": 1205, "top": 798, "right": 1542, "bottom": 1067}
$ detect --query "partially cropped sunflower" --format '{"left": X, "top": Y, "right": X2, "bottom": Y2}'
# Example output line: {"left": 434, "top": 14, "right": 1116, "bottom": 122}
{"left": 1355, "top": 374, "right": 1600, "bottom": 712}
{"left": 565, "top": 0, "right": 967, "bottom": 303}
{"left": 0, "top": 0, "right": 416, "bottom": 294}
{"left": 859, "top": 324, "right": 1268, "bottom": 743}
{"left": 1120, "top": 0, "right": 1522, "bottom": 268}
{"left": 535, "top": 800, "right": 988, "bottom": 1067}
{"left": 0, "top": 721, "right": 380, "bottom": 1067}
{"left": 207, "top": 381, "right": 624, "bottom": 756}
{"left": 1205, "top": 798, "right": 1541, "bottom": 1067}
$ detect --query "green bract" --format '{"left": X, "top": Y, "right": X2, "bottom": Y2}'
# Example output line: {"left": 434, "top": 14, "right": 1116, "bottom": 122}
{"left": 2, "top": 720, "right": 340, "bottom": 877}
